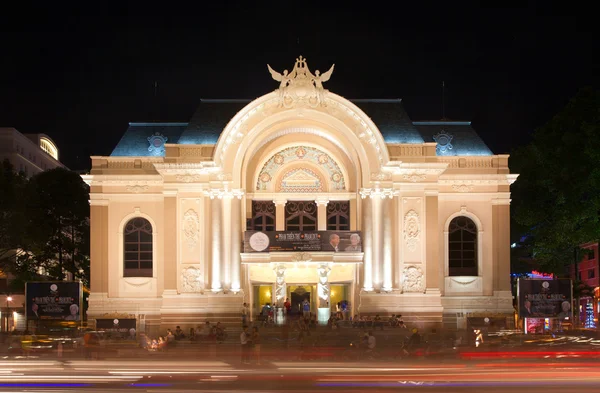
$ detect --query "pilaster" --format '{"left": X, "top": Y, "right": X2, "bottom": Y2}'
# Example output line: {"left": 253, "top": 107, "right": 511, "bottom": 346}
{"left": 163, "top": 192, "right": 178, "bottom": 292}
{"left": 425, "top": 194, "right": 441, "bottom": 294}
{"left": 274, "top": 198, "right": 287, "bottom": 231}
{"left": 90, "top": 201, "right": 109, "bottom": 294}
{"left": 316, "top": 198, "right": 329, "bottom": 230}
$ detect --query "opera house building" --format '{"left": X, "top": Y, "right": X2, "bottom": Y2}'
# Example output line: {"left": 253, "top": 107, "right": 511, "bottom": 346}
{"left": 84, "top": 57, "right": 517, "bottom": 334}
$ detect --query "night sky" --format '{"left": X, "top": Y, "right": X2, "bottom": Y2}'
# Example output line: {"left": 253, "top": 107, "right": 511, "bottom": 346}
{"left": 0, "top": 2, "right": 596, "bottom": 170}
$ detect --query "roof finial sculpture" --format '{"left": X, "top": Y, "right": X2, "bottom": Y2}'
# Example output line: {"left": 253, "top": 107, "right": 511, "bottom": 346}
{"left": 267, "top": 56, "right": 335, "bottom": 108}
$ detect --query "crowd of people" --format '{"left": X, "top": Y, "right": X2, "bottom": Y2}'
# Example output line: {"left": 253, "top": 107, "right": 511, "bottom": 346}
{"left": 140, "top": 321, "right": 229, "bottom": 352}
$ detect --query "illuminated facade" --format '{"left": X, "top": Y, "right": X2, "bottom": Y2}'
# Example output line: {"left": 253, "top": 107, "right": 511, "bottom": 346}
{"left": 0, "top": 128, "right": 64, "bottom": 176}
{"left": 84, "top": 57, "right": 517, "bottom": 334}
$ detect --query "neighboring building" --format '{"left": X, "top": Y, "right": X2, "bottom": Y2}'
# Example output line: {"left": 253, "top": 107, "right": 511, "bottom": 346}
{"left": 84, "top": 57, "right": 517, "bottom": 335}
{"left": 0, "top": 128, "right": 64, "bottom": 176}
{"left": 569, "top": 242, "right": 599, "bottom": 327}
{"left": 0, "top": 128, "right": 64, "bottom": 332}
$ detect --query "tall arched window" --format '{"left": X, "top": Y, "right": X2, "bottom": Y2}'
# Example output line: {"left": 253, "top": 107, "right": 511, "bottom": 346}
{"left": 123, "top": 217, "right": 153, "bottom": 277}
{"left": 448, "top": 216, "right": 478, "bottom": 276}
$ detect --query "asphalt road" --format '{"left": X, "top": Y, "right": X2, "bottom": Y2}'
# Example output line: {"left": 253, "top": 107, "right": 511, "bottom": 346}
{"left": 2, "top": 357, "right": 600, "bottom": 392}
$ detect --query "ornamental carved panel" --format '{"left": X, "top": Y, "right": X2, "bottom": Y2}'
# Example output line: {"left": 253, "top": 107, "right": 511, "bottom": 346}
{"left": 182, "top": 209, "right": 200, "bottom": 250}
{"left": 180, "top": 266, "right": 204, "bottom": 293}
{"left": 402, "top": 266, "right": 425, "bottom": 293}
{"left": 403, "top": 209, "right": 420, "bottom": 252}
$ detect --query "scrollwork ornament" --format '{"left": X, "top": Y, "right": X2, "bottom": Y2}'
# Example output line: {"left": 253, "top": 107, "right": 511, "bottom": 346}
{"left": 403, "top": 209, "right": 420, "bottom": 252}
{"left": 182, "top": 209, "right": 200, "bottom": 249}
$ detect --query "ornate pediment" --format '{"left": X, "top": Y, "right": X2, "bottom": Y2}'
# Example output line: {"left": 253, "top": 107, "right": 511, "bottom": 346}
{"left": 268, "top": 56, "right": 335, "bottom": 108}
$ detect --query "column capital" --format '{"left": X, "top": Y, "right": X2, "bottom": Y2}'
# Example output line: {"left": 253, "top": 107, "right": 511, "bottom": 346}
{"left": 315, "top": 198, "right": 329, "bottom": 207}
{"left": 359, "top": 187, "right": 397, "bottom": 199}
{"left": 273, "top": 198, "right": 287, "bottom": 206}
{"left": 204, "top": 187, "right": 244, "bottom": 199}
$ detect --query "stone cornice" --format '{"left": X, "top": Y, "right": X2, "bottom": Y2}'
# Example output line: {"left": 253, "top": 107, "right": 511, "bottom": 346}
{"left": 153, "top": 162, "right": 220, "bottom": 176}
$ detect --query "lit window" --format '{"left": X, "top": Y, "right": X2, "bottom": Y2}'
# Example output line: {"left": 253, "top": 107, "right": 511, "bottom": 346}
{"left": 39, "top": 137, "right": 59, "bottom": 160}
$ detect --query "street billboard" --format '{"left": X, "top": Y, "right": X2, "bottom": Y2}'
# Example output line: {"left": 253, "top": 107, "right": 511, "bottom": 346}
{"left": 96, "top": 318, "right": 136, "bottom": 338}
{"left": 518, "top": 278, "right": 572, "bottom": 319}
{"left": 25, "top": 281, "right": 82, "bottom": 321}
{"left": 244, "top": 230, "right": 362, "bottom": 253}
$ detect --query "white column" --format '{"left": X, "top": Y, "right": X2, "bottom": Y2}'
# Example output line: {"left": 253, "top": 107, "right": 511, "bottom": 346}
{"left": 372, "top": 194, "right": 383, "bottom": 290}
{"left": 382, "top": 197, "right": 393, "bottom": 291}
{"left": 273, "top": 263, "right": 286, "bottom": 306}
{"left": 360, "top": 192, "right": 373, "bottom": 291}
{"left": 210, "top": 196, "right": 222, "bottom": 292}
{"left": 317, "top": 263, "right": 332, "bottom": 323}
{"left": 274, "top": 198, "right": 286, "bottom": 231}
{"left": 316, "top": 198, "right": 329, "bottom": 230}
{"left": 221, "top": 195, "right": 232, "bottom": 290}
{"left": 230, "top": 193, "right": 243, "bottom": 292}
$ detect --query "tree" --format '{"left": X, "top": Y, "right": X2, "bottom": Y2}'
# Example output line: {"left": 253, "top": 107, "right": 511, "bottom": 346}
{"left": 0, "top": 159, "right": 27, "bottom": 275}
{"left": 24, "top": 168, "right": 90, "bottom": 286}
{"left": 511, "top": 88, "right": 600, "bottom": 274}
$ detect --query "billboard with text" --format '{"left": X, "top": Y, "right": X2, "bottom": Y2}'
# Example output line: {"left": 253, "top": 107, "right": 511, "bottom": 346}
{"left": 244, "top": 231, "right": 362, "bottom": 253}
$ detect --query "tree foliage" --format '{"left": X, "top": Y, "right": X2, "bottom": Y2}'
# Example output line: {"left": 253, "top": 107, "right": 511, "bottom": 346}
{"left": 511, "top": 88, "right": 600, "bottom": 274}
{"left": 0, "top": 163, "right": 90, "bottom": 291}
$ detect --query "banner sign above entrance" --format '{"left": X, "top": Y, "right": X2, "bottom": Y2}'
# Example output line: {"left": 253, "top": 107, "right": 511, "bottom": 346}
{"left": 244, "top": 230, "right": 362, "bottom": 253}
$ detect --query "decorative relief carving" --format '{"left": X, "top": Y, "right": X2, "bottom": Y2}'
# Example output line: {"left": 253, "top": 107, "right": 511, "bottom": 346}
{"left": 256, "top": 145, "right": 345, "bottom": 191}
{"left": 125, "top": 185, "right": 149, "bottom": 193}
{"left": 450, "top": 278, "right": 478, "bottom": 286}
{"left": 273, "top": 263, "right": 286, "bottom": 304}
{"left": 276, "top": 168, "right": 323, "bottom": 193}
{"left": 181, "top": 266, "right": 204, "bottom": 293}
{"left": 317, "top": 263, "right": 332, "bottom": 305}
{"left": 402, "top": 172, "right": 427, "bottom": 182}
{"left": 371, "top": 172, "right": 392, "bottom": 181}
{"left": 182, "top": 209, "right": 200, "bottom": 249}
{"left": 176, "top": 174, "right": 203, "bottom": 183}
{"left": 147, "top": 132, "right": 168, "bottom": 155}
{"left": 433, "top": 131, "right": 453, "bottom": 154}
{"left": 268, "top": 55, "right": 334, "bottom": 108}
{"left": 402, "top": 266, "right": 425, "bottom": 293}
{"left": 291, "top": 252, "right": 312, "bottom": 263}
{"left": 452, "top": 183, "right": 475, "bottom": 193}
{"left": 403, "top": 209, "right": 420, "bottom": 252}
{"left": 204, "top": 187, "right": 244, "bottom": 199}
{"left": 359, "top": 188, "right": 396, "bottom": 199}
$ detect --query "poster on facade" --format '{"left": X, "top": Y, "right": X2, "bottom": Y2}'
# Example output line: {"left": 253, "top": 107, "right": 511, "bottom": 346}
{"left": 96, "top": 318, "right": 137, "bottom": 338}
{"left": 517, "top": 278, "right": 572, "bottom": 319}
{"left": 25, "top": 281, "right": 82, "bottom": 321}
{"left": 244, "top": 230, "right": 362, "bottom": 253}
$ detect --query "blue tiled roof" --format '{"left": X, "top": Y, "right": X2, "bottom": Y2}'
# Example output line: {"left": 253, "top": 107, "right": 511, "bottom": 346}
{"left": 110, "top": 123, "right": 187, "bottom": 157}
{"left": 413, "top": 121, "right": 493, "bottom": 156}
{"left": 178, "top": 99, "right": 249, "bottom": 145}
{"left": 109, "top": 100, "right": 491, "bottom": 157}
{"left": 353, "top": 99, "right": 424, "bottom": 144}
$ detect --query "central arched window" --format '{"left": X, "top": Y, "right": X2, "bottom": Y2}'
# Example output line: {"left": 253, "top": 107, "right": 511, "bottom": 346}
{"left": 448, "top": 216, "right": 478, "bottom": 276}
{"left": 285, "top": 201, "right": 317, "bottom": 231}
{"left": 123, "top": 217, "right": 153, "bottom": 277}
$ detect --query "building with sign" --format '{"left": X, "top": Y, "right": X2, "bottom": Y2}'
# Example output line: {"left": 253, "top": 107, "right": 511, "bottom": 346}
{"left": 84, "top": 57, "right": 517, "bottom": 334}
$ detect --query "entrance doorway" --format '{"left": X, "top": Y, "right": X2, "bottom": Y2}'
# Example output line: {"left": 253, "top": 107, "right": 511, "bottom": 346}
{"left": 289, "top": 285, "right": 311, "bottom": 316}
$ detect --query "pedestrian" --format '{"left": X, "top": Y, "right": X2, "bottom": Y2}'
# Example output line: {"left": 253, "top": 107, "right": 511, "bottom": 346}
{"left": 240, "top": 326, "right": 251, "bottom": 364}
{"left": 302, "top": 299, "right": 310, "bottom": 319}
{"left": 242, "top": 302, "right": 249, "bottom": 326}
{"left": 252, "top": 326, "right": 261, "bottom": 365}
